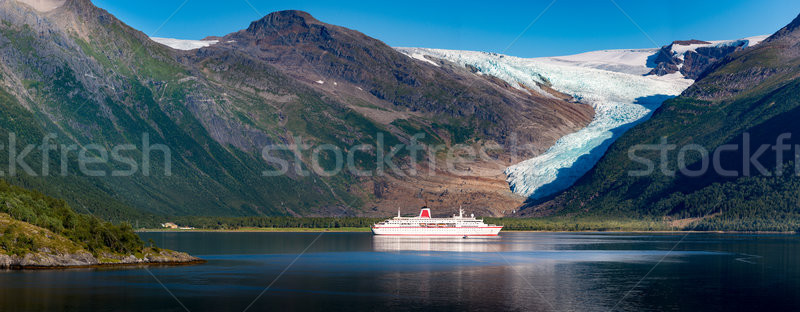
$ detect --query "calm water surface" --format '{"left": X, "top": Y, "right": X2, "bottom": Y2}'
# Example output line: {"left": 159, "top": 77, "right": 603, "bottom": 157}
{"left": 1, "top": 232, "right": 800, "bottom": 311}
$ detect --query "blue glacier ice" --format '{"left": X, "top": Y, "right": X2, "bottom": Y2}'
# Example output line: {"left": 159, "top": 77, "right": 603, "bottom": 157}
{"left": 397, "top": 47, "right": 693, "bottom": 200}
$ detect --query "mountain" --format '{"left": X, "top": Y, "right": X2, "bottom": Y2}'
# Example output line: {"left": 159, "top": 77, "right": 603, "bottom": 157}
{"left": 0, "top": 0, "right": 306, "bottom": 220}
{"left": 0, "top": 1, "right": 593, "bottom": 220}
{"left": 198, "top": 10, "right": 592, "bottom": 152}
{"left": 646, "top": 36, "right": 769, "bottom": 79}
{"left": 534, "top": 13, "right": 800, "bottom": 231}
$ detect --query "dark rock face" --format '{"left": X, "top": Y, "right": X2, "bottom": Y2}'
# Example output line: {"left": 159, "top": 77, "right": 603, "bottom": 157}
{"left": 680, "top": 41, "right": 748, "bottom": 79}
{"left": 672, "top": 39, "right": 711, "bottom": 45}
{"left": 646, "top": 42, "right": 684, "bottom": 76}
{"left": 649, "top": 62, "right": 680, "bottom": 76}
{"left": 646, "top": 39, "right": 750, "bottom": 79}
{"left": 651, "top": 44, "right": 683, "bottom": 64}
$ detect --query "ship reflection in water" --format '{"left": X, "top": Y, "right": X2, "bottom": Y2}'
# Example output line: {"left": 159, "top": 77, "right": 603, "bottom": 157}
{"left": 372, "top": 236, "right": 504, "bottom": 253}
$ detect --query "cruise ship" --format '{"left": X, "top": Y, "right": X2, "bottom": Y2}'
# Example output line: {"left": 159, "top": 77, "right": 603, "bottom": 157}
{"left": 371, "top": 207, "right": 502, "bottom": 236}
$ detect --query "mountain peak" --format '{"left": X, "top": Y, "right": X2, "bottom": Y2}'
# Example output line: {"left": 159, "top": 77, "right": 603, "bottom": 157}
{"left": 765, "top": 12, "right": 800, "bottom": 43}
{"left": 273, "top": 10, "right": 318, "bottom": 21}
{"left": 245, "top": 10, "right": 321, "bottom": 34}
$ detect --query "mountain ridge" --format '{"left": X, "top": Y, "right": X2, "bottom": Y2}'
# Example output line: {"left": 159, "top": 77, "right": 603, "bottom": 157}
{"left": 0, "top": 3, "right": 593, "bottom": 220}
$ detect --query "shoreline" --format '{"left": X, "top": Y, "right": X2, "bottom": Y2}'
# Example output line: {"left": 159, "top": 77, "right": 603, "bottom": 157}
{"left": 136, "top": 228, "right": 799, "bottom": 235}
{"left": 3, "top": 259, "right": 207, "bottom": 271}
{"left": 0, "top": 248, "right": 205, "bottom": 271}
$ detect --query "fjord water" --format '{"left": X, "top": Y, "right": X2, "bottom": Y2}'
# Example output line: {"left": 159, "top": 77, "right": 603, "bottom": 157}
{"left": 2, "top": 233, "right": 799, "bottom": 311}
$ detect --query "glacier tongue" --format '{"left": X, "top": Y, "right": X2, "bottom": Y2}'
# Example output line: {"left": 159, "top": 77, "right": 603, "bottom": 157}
{"left": 396, "top": 47, "right": 693, "bottom": 200}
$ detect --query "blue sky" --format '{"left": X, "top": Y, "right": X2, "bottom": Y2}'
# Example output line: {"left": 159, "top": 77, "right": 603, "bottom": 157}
{"left": 93, "top": 0, "right": 800, "bottom": 58}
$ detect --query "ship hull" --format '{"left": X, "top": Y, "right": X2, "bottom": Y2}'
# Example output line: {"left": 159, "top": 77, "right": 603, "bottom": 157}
{"left": 371, "top": 226, "right": 502, "bottom": 236}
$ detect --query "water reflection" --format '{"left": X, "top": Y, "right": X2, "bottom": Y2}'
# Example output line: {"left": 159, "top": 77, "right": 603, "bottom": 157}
{"left": 372, "top": 236, "right": 503, "bottom": 252}
{"left": 2, "top": 233, "right": 799, "bottom": 311}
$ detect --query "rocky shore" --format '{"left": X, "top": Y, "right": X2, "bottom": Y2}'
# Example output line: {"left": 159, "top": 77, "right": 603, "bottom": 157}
{"left": 0, "top": 248, "right": 203, "bottom": 269}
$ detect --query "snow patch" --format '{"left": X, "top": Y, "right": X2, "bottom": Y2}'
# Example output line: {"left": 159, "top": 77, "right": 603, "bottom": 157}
{"left": 150, "top": 37, "right": 218, "bottom": 50}
{"left": 16, "top": 0, "right": 65, "bottom": 12}
{"left": 400, "top": 47, "right": 693, "bottom": 200}
{"left": 541, "top": 48, "right": 659, "bottom": 75}
{"left": 743, "top": 34, "right": 770, "bottom": 46}
{"left": 398, "top": 50, "right": 441, "bottom": 67}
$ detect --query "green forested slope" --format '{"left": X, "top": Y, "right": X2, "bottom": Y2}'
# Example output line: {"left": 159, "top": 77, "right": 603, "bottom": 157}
{"left": 0, "top": 178, "right": 142, "bottom": 256}
{"left": 548, "top": 13, "right": 800, "bottom": 231}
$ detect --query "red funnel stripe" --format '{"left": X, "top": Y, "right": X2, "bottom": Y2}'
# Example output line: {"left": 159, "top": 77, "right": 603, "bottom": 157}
{"left": 419, "top": 208, "right": 431, "bottom": 218}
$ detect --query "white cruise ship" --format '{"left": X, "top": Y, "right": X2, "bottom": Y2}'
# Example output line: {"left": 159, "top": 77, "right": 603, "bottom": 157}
{"left": 371, "top": 207, "right": 502, "bottom": 236}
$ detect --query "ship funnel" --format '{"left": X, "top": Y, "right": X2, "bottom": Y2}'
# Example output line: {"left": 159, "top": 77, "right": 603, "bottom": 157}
{"left": 419, "top": 208, "right": 431, "bottom": 218}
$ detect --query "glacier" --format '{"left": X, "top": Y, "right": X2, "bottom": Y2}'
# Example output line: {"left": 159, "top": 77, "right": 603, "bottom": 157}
{"left": 150, "top": 37, "right": 218, "bottom": 50}
{"left": 399, "top": 37, "right": 767, "bottom": 200}
{"left": 396, "top": 47, "right": 694, "bottom": 200}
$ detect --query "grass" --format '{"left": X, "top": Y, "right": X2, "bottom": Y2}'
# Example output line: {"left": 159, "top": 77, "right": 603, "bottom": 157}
{"left": 0, "top": 213, "right": 84, "bottom": 256}
{"left": 0, "top": 178, "right": 145, "bottom": 256}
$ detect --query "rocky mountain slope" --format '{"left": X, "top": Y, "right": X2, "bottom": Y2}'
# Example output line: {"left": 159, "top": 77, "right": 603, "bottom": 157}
{"left": 536, "top": 13, "right": 800, "bottom": 231}
{"left": 646, "top": 36, "right": 769, "bottom": 79}
{"left": 193, "top": 10, "right": 593, "bottom": 153}
{"left": 0, "top": 0, "right": 593, "bottom": 219}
